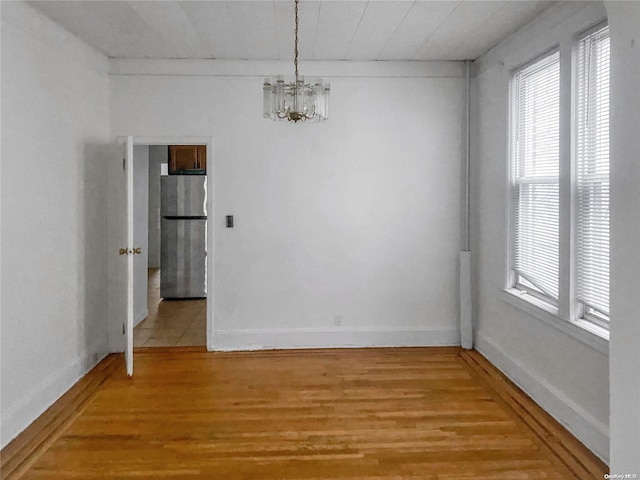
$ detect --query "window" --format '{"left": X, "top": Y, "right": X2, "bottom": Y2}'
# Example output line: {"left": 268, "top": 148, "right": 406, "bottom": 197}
{"left": 510, "top": 51, "right": 561, "bottom": 306}
{"left": 576, "top": 25, "right": 610, "bottom": 325}
{"left": 507, "top": 24, "right": 611, "bottom": 338}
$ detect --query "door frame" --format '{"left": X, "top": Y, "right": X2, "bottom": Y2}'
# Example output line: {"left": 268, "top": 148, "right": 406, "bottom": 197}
{"left": 121, "top": 136, "right": 215, "bottom": 351}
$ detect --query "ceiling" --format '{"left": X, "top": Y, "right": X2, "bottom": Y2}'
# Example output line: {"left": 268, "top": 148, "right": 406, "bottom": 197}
{"left": 27, "top": 1, "right": 553, "bottom": 61}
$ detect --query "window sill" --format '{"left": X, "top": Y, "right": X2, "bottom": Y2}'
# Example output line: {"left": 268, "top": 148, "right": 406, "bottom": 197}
{"left": 500, "top": 288, "right": 609, "bottom": 355}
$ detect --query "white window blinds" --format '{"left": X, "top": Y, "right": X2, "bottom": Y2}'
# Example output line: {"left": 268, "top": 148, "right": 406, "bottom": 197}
{"left": 577, "top": 26, "right": 610, "bottom": 320}
{"left": 511, "top": 51, "right": 560, "bottom": 303}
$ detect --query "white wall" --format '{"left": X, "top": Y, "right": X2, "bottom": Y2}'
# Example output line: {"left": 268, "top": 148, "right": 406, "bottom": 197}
{"left": 110, "top": 60, "right": 465, "bottom": 350}
{"left": 133, "top": 145, "right": 149, "bottom": 326}
{"left": 0, "top": 3, "right": 109, "bottom": 448}
{"left": 147, "top": 146, "right": 166, "bottom": 269}
{"left": 606, "top": 1, "right": 640, "bottom": 473}
{"left": 4, "top": 0, "right": 635, "bottom": 466}
{"left": 471, "top": 2, "right": 610, "bottom": 462}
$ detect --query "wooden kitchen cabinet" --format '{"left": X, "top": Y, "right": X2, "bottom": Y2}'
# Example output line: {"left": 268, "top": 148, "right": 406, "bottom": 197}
{"left": 196, "top": 145, "right": 206, "bottom": 172}
{"left": 169, "top": 145, "right": 206, "bottom": 174}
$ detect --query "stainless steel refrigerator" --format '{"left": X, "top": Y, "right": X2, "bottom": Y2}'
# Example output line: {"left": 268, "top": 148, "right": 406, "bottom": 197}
{"left": 160, "top": 175, "right": 207, "bottom": 299}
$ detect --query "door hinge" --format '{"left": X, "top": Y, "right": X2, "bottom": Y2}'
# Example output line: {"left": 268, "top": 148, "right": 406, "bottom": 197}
{"left": 122, "top": 323, "right": 125, "bottom": 335}
{"left": 122, "top": 158, "right": 126, "bottom": 170}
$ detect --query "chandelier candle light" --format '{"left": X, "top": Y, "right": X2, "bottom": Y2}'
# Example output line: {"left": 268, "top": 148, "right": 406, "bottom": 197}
{"left": 263, "top": 0, "right": 330, "bottom": 123}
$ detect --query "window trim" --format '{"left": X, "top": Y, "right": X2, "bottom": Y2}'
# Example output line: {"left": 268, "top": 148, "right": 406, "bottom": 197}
{"left": 574, "top": 20, "right": 610, "bottom": 46}
{"left": 573, "top": 21, "right": 611, "bottom": 328}
{"left": 509, "top": 45, "right": 560, "bottom": 77}
{"left": 507, "top": 47, "right": 561, "bottom": 310}
{"left": 501, "top": 288, "right": 609, "bottom": 353}
{"left": 503, "top": 21, "right": 611, "bottom": 346}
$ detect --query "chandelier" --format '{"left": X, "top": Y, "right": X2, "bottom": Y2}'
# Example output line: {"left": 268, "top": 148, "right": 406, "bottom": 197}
{"left": 263, "top": 0, "right": 330, "bottom": 123}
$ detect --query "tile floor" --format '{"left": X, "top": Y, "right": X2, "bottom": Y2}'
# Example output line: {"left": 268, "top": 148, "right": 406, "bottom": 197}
{"left": 134, "top": 269, "right": 206, "bottom": 347}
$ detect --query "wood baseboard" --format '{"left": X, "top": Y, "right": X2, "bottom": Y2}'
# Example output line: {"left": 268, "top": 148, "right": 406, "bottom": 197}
{"left": 0, "top": 354, "right": 121, "bottom": 480}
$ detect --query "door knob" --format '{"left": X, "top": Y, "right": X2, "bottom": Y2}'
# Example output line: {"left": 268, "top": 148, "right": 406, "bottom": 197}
{"left": 133, "top": 247, "right": 142, "bottom": 255}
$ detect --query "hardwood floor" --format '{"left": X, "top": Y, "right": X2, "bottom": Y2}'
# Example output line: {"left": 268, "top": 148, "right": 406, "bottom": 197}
{"left": 0, "top": 348, "right": 607, "bottom": 479}
{"left": 134, "top": 269, "right": 206, "bottom": 347}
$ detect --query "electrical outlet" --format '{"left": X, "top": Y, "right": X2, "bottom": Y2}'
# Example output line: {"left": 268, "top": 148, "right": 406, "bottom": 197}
{"left": 333, "top": 313, "right": 342, "bottom": 327}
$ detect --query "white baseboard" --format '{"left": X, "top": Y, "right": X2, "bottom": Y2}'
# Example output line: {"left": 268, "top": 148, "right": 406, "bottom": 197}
{"left": 212, "top": 327, "right": 460, "bottom": 352}
{"left": 0, "top": 342, "right": 109, "bottom": 449}
{"left": 474, "top": 333, "right": 609, "bottom": 464}
{"left": 133, "top": 309, "right": 148, "bottom": 328}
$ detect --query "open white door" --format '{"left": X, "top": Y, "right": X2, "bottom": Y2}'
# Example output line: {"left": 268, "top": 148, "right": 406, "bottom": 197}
{"left": 106, "top": 137, "right": 134, "bottom": 375}
{"left": 107, "top": 136, "right": 135, "bottom": 376}
{"left": 124, "top": 136, "right": 134, "bottom": 376}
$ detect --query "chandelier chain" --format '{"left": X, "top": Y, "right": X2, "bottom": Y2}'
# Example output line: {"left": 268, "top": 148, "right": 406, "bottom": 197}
{"left": 294, "top": 0, "right": 299, "bottom": 80}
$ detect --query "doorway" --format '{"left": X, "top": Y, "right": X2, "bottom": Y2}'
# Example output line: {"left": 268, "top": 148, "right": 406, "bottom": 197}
{"left": 135, "top": 269, "right": 206, "bottom": 347}
{"left": 127, "top": 139, "right": 212, "bottom": 349}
